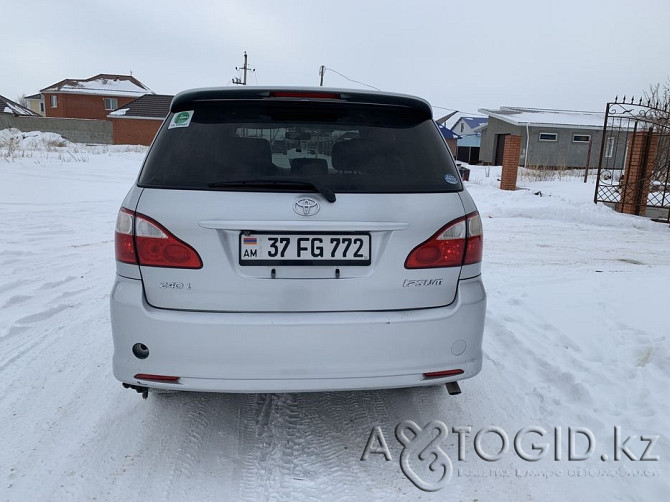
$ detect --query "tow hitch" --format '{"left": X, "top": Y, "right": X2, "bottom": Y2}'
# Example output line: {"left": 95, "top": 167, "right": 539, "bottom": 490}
{"left": 122, "top": 382, "right": 149, "bottom": 399}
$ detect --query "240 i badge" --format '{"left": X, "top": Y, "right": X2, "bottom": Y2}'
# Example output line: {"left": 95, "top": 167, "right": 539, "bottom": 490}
{"left": 159, "top": 281, "right": 191, "bottom": 290}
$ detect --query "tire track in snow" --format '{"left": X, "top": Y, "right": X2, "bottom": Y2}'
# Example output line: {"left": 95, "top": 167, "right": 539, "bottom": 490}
{"left": 238, "top": 393, "right": 306, "bottom": 501}
{"left": 0, "top": 311, "right": 70, "bottom": 376}
{"left": 93, "top": 392, "right": 247, "bottom": 502}
{"left": 161, "top": 394, "right": 213, "bottom": 500}
{"left": 236, "top": 389, "right": 439, "bottom": 501}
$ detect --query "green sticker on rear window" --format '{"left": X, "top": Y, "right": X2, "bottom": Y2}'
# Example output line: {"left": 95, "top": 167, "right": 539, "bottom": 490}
{"left": 168, "top": 110, "right": 193, "bottom": 129}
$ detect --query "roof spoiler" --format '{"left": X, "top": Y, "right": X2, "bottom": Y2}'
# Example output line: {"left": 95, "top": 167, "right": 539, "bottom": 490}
{"left": 170, "top": 87, "right": 433, "bottom": 119}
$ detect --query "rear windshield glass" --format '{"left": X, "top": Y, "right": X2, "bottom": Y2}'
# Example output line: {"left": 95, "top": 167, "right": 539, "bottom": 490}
{"left": 138, "top": 101, "right": 462, "bottom": 193}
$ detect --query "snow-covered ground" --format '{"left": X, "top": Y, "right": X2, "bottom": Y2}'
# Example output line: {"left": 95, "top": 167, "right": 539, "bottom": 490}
{"left": 1, "top": 131, "right": 669, "bottom": 501}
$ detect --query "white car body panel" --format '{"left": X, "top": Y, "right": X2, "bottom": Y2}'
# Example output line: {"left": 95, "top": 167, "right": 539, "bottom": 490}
{"left": 111, "top": 274, "right": 486, "bottom": 392}
{"left": 133, "top": 189, "right": 466, "bottom": 312}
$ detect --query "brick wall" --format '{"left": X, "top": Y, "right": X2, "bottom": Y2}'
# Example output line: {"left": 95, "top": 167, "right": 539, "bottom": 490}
{"left": 43, "top": 93, "right": 139, "bottom": 120}
{"left": 111, "top": 118, "right": 163, "bottom": 145}
{"left": 0, "top": 114, "right": 112, "bottom": 144}
{"left": 500, "top": 135, "right": 521, "bottom": 191}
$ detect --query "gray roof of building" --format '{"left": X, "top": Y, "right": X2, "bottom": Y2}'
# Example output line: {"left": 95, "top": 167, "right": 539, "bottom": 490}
{"left": 479, "top": 106, "right": 604, "bottom": 129}
{"left": 108, "top": 94, "right": 174, "bottom": 119}
{"left": 0, "top": 95, "right": 39, "bottom": 116}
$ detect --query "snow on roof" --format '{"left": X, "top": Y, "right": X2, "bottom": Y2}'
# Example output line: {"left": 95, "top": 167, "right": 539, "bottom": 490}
{"left": 108, "top": 108, "right": 129, "bottom": 117}
{"left": 479, "top": 106, "right": 605, "bottom": 129}
{"left": 460, "top": 116, "right": 488, "bottom": 129}
{"left": 436, "top": 121, "right": 460, "bottom": 139}
{"left": 0, "top": 95, "right": 39, "bottom": 116}
{"left": 41, "top": 74, "right": 153, "bottom": 97}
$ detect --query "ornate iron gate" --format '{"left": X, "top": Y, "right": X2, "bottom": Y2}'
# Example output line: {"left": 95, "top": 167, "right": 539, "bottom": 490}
{"left": 594, "top": 98, "right": 670, "bottom": 223}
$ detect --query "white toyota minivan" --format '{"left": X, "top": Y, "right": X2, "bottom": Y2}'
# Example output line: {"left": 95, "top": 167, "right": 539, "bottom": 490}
{"left": 110, "top": 87, "right": 486, "bottom": 396}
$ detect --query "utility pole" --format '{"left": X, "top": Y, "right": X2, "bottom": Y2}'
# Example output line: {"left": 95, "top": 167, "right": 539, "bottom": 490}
{"left": 319, "top": 65, "right": 325, "bottom": 86}
{"left": 232, "top": 51, "right": 254, "bottom": 85}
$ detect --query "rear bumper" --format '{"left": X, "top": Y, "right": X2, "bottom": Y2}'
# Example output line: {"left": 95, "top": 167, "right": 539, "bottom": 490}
{"left": 110, "top": 276, "right": 486, "bottom": 393}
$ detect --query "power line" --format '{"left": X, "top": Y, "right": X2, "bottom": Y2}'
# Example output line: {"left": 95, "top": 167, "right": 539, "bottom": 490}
{"left": 315, "top": 66, "right": 484, "bottom": 117}
{"left": 433, "top": 105, "right": 486, "bottom": 116}
{"left": 320, "top": 67, "right": 381, "bottom": 91}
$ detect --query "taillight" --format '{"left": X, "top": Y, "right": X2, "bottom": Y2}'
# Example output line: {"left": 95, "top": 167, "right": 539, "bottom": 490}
{"left": 404, "top": 212, "right": 483, "bottom": 269}
{"left": 114, "top": 208, "right": 203, "bottom": 269}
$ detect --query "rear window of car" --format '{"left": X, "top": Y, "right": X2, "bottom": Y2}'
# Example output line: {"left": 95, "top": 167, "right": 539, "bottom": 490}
{"left": 138, "top": 100, "right": 462, "bottom": 193}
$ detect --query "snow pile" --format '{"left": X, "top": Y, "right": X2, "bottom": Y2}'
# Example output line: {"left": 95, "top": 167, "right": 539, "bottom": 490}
{"left": 0, "top": 127, "right": 23, "bottom": 146}
{"left": 0, "top": 128, "right": 70, "bottom": 150}
{"left": 0, "top": 149, "right": 668, "bottom": 501}
{"left": 0, "top": 128, "right": 147, "bottom": 162}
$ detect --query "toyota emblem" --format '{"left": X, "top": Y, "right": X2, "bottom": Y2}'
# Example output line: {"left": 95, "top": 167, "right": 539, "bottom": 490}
{"left": 293, "top": 198, "right": 320, "bottom": 216}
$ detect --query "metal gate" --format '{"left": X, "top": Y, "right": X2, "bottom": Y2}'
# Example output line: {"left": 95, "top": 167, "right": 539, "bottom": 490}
{"left": 594, "top": 98, "right": 670, "bottom": 223}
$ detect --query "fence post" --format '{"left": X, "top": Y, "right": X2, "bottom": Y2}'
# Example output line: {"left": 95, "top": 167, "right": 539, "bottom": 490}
{"left": 500, "top": 135, "right": 522, "bottom": 191}
{"left": 618, "top": 128, "right": 659, "bottom": 216}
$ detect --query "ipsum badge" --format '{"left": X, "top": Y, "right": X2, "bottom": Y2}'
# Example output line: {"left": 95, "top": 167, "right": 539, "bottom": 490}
{"left": 168, "top": 110, "right": 194, "bottom": 129}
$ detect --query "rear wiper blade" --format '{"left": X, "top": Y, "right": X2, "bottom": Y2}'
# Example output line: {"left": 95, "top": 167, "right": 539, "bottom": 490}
{"left": 208, "top": 177, "right": 336, "bottom": 203}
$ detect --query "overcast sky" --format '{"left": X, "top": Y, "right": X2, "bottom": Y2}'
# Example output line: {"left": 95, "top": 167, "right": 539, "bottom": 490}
{"left": 4, "top": 0, "right": 670, "bottom": 118}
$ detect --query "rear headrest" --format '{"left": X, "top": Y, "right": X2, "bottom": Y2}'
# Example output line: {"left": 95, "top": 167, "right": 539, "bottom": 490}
{"left": 331, "top": 139, "right": 395, "bottom": 173}
{"left": 331, "top": 140, "right": 357, "bottom": 171}
{"left": 290, "top": 157, "right": 328, "bottom": 176}
{"left": 223, "top": 137, "right": 272, "bottom": 173}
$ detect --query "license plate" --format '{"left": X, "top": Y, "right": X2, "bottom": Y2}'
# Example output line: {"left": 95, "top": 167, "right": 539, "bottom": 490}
{"left": 239, "top": 233, "right": 371, "bottom": 266}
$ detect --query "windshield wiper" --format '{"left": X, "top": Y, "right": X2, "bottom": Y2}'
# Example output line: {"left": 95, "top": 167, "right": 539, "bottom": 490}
{"left": 208, "top": 177, "right": 336, "bottom": 203}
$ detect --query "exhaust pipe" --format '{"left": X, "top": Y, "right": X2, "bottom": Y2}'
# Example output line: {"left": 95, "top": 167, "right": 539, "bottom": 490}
{"left": 445, "top": 381, "right": 461, "bottom": 395}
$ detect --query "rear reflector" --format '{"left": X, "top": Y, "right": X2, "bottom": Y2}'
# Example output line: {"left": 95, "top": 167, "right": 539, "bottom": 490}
{"left": 114, "top": 208, "right": 203, "bottom": 269}
{"left": 405, "top": 211, "right": 483, "bottom": 269}
{"left": 423, "top": 369, "right": 464, "bottom": 379}
{"left": 134, "top": 374, "right": 180, "bottom": 382}
{"left": 269, "top": 91, "right": 341, "bottom": 99}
